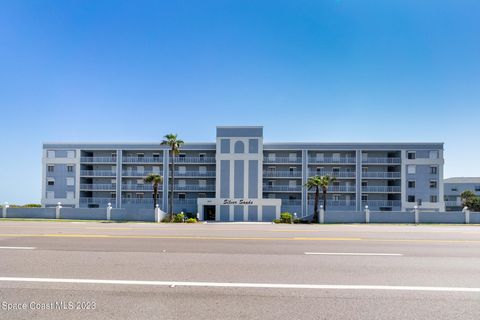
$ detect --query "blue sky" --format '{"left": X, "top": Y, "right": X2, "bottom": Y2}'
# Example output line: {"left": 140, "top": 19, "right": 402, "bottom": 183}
{"left": 1, "top": 0, "right": 479, "bottom": 204}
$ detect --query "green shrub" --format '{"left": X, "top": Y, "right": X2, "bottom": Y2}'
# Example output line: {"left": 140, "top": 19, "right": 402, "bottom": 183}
{"left": 161, "top": 216, "right": 171, "bottom": 223}
{"left": 186, "top": 218, "right": 197, "bottom": 223}
{"left": 280, "top": 212, "right": 293, "bottom": 223}
{"left": 273, "top": 219, "right": 282, "bottom": 224}
{"left": 173, "top": 213, "right": 185, "bottom": 223}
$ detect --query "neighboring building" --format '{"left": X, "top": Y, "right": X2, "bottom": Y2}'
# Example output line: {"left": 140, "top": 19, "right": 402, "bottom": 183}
{"left": 444, "top": 177, "right": 480, "bottom": 211}
{"left": 42, "top": 126, "right": 445, "bottom": 221}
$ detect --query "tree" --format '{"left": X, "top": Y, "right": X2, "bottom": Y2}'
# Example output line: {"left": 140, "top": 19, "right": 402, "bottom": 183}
{"left": 461, "top": 190, "right": 480, "bottom": 212}
{"left": 305, "top": 175, "right": 336, "bottom": 223}
{"left": 161, "top": 134, "right": 184, "bottom": 220}
{"left": 144, "top": 173, "right": 163, "bottom": 209}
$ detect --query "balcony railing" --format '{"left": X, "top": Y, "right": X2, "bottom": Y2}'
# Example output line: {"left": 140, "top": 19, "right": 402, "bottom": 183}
{"left": 122, "top": 184, "right": 161, "bottom": 191}
{"left": 307, "top": 200, "right": 357, "bottom": 207}
{"left": 263, "top": 185, "right": 302, "bottom": 192}
{"left": 174, "top": 171, "right": 216, "bottom": 177}
{"left": 123, "top": 157, "right": 162, "bottom": 163}
{"left": 362, "top": 172, "right": 401, "bottom": 179}
{"left": 281, "top": 200, "right": 302, "bottom": 206}
{"left": 362, "top": 200, "right": 401, "bottom": 207}
{"left": 122, "top": 198, "right": 160, "bottom": 205}
{"left": 263, "top": 171, "right": 302, "bottom": 178}
{"left": 80, "top": 170, "right": 116, "bottom": 177}
{"left": 174, "top": 185, "right": 215, "bottom": 191}
{"left": 308, "top": 171, "right": 356, "bottom": 178}
{"left": 80, "top": 197, "right": 115, "bottom": 205}
{"left": 80, "top": 183, "right": 116, "bottom": 190}
{"left": 173, "top": 157, "right": 216, "bottom": 163}
{"left": 445, "top": 201, "right": 462, "bottom": 207}
{"left": 263, "top": 157, "right": 302, "bottom": 164}
{"left": 362, "top": 186, "right": 401, "bottom": 193}
{"left": 308, "top": 157, "right": 356, "bottom": 164}
{"left": 362, "top": 158, "right": 401, "bottom": 164}
{"left": 80, "top": 157, "right": 117, "bottom": 163}
{"left": 308, "top": 186, "right": 356, "bottom": 192}
{"left": 122, "top": 170, "right": 161, "bottom": 177}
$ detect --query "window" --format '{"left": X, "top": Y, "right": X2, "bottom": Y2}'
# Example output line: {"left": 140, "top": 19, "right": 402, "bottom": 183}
{"left": 430, "top": 180, "right": 438, "bottom": 189}
{"left": 47, "top": 151, "right": 55, "bottom": 158}
{"left": 362, "top": 167, "right": 368, "bottom": 173}
{"left": 152, "top": 166, "right": 160, "bottom": 173}
{"left": 268, "top": 166, "right": 276, "bottom": 172}
{"left": 429, "top": 151, "right": 439, "bottom": 159}
{"left": 234, "top": 141, "right": 245, "bottom": 154}
{"left": 316, "top": 153, "right": 324, "bottom": 161}
{"left": 361, "top": 181, "right": 368, "bottom": 187}
{"left": 430, "top": 166, "right": 438, "bottom": 174}
{"left": 199, "top": 180, "right": 207, "bottom": 187}
{"left": 112, "top": 152, "right": 117, "bottom": 159}
{"left": 268, "top": 153, "right": 276, "bottom": 160}
{"left": 361, "top": 153, "right": 368, "bottom": 161}
{"left": 137, "top": 153, "right": 144, "bottom": 158}
{"left": 332, "top": 181, "right": 340, "bottom": 187}
{"left": 408, "top": 180, "right": 416, "bottom": 188}
{"left": 407, "top": 151, "right": 416, "bottom": 160}
{"left": 430, "top": 195, "right": 438, "bottom": 203}
{"left": 67, "top": 151, "right": 75, "bottom": 159}
{"left": 289, "top": 180, "right": 297, "bottom": 187}
{"left": 46, "top": 191, "right": 54, "bottom": 199}
{"left": 332, "top": 153, "right": 340, "bottom": 160}
{"left": 407, "top": 165, "right": 416, "bottom": 174}
{"left": 198, "top": 193, "right": 206, "bottom": 198}
{"left": 135, "top": 193, "right": 144, "bottom": 199}
{"left": 67, "top": 165, "right": 74, "bottom": 172}
{"left": 408, "top": 195, "right": 416, "bottom": 203}
{"left": 178, "top": 193, "right": 186, "bottom": 199}
{"left": 289, "top": 167, "right": 296, "bottom": 173}
{"left": 179, "top": 153, "right": 186, "bottom": 158}
{"left": 47, "top": 178, "right": 55, "bottom": 186}
{"left": 362, "top": 195, "right": 368, "bottom": 201}
{"left": 178, "top": 179, "right": 186, "bottom": 187}
{"left": 137, "top": 179, "right": 144, "bottom": 185}
{"left": 268, "top": 180, "right": 275, "bottom": 186}
{"left": 109, "top": 193, "right": 115, "bottom": 199}
{"left": 268, "top": 193, "right": 275, "bottom": 199}
{"left": 199, "top": 166, "right": 207, "bottom": 173}
{"left": 111, "top": 179, "right": 117, "bottom": 184}
{"left": 475, "top": 186, "right": 480, "bottom": 192}
{"left": 316, "top": 167, "right": 323, "bottom": 174}
{"left": 47, "top": 165, "right": 54, "bottom": 173}
{"left": 66, "top": 191, "right": 74, "bottom": 200}
{"left": 199, "top": 153, "right": 206, "bottom": 158}
{"left": 137, "top": 166, "right": 144, "bottom": 173}
{"left": 66, "top": 177, "right": 74, "bottom": 186}
{"left": 333, "top": 194, "right": 340, "bottom": 201}
{"left": 178, "top": 166, "right": 186, "bottom": 174}
{"left": 153, "top": 153, "right": 160, "bottom": 160}
{"left": 289, "top": 153, "right": 297, "bottom": 161}
{"left": 333, "top": 167, "right": 340, "bottom": 173}
{"left": 289, "top": 195, "right": 297, "bottom": 200}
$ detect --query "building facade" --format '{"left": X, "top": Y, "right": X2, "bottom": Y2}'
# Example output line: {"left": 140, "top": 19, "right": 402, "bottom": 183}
{"left": 42, "top": 126, "right": 445, "bottom": 221}
{"left": 444, "top": 177, "right": 480, "bottom": 211}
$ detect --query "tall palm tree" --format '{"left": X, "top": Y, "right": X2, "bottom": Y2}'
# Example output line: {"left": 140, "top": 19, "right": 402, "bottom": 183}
{"left": 144, "top": 173, "right": 163, "bottom": 209}
{"left": 305, "top": 175, "right": 336, "bottom": 223}
{"left": 161, "top": 134, "right": 184, "bottom": 220}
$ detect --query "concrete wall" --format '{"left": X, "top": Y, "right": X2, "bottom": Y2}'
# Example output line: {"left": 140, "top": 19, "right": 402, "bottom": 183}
{"left": 325, "top": 211, "right": 366, "bottom": 223}
{"left": 61, "top": 208, "right": 107, "bottom": 220}
{"left": 370, "top": 211, "right": 415, "bottom": 223}
{"left": 5, "top": 208, "right": 56, "bottom": 219}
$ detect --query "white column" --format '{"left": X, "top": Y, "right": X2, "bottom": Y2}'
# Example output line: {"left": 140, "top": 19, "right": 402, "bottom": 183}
{"left": 365, "top": 205, "right": 370, "bottom": 223}
{"left": 2, "top": 202, "right": 9, "bottom": 218}
{"left": 107, "top": 202, "right": 112, "bottom": 221}
{"left": 56, "top": 202, "right": 62, "bottom": 219}
{"left": 463, "top": 206, "right": 470, "bottom": 224}
{"left": 319, "top": 205, "right": 325, "bottom": 224}
{"left": 414, "top": 205, "right": 419, "bottom": 224}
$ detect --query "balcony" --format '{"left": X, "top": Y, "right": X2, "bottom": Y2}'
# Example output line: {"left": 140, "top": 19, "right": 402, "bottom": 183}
{"left": 80, "top": 170, "right": 116, "bottom": 177}
{"left": 80, "top": 157, "right": 117, "bottom": 163}
{"left": 174, "top": 184, "right": 215, "bottom": 192}
{"left": 307, "top": 200, "right": 357, "bottom": 207}
{"left": 362, "top": 186, "right": 401, "bottom": 193}
{"left": 123, "top": 157, "right": 162, "bottom": 163}
{"left": 309, "top": 157, "right": 356, "bottom": 164}
{"left": 445, "top": 201, "right": 462, "bottom": 207}
{"left": 174, "top": 171, "right": 216, "bottom": 177}
{"left": 263, "top": 171, "right": 302, "bottom": 178}
{"left": 362, "top": 158, "right": 401, "bottom": 164}
{"left": 281, "top": 199, "right": 302, "bottom": 206}
{"left": 308, "top": 186, "right": 356, "bottom": 193}
{"left": 80, "top": 183, "right": 116, "bottom": 190}
{"left": 122, "top": 184, "right": 161, "bottom": 191}
{"left": 263, "top": 157, "right": 302, "bottom": 164}
{"left": 173, "top": 156, "right": 216, "bottom": 164}
{"left": 80, "top": 197, "right": 115, "bottom": 205}
{"left": 122, "top": 198, "right": 159, "bottom": 205}
{"left": 362, "top": 172, "right": 401, "bottom": 179}
{"left": 263, "top": 185, "right": 302, "bottom": 192}
{"left": 122, "top": 170, "right": 161, "bottom": 177}
{"left": 362, "top": 200, "right": 401, "bottom": 208}
{"left": 308, "top": 171, "right": 356, "bottom": 178}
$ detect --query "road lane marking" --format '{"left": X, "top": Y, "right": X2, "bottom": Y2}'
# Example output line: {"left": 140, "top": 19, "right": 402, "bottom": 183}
{"left": 0, "top": 277, "right": 479, "bottom": 293}
{"left": 0, "top": 246, "right": 36, "bottom": 250}
{"left": 304, "top": 252, "right": 403, "bottom": 256}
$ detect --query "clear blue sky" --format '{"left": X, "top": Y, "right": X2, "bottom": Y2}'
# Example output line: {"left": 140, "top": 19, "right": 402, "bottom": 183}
{"left": 1, "top": 0, "right": 479, "bottom": 204}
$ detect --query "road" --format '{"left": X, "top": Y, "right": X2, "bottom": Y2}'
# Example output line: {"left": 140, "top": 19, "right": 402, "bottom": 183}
{"left": 1, "top": 221, "right": 480, "bottom": 319}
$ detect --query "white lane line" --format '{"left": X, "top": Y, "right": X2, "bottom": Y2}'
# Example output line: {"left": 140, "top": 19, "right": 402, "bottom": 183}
{"left": 0, "top": 277, "right": 479, "bottom": 293}
{"left": 304, "top": 252, "right": 403, "bottom": 256}
{"left": 0, "top": 246, "right": 36, "bottom": 250}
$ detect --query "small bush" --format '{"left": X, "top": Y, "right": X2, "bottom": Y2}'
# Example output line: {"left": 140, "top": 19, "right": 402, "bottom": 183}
{"left": 186, "top": 218, "right": 197, "bottom": 223}
{"left": 280, "top": 212, "right": 293, "bottom": 223}
{"left": 161, "top": 216, "right": 171, "bottom": 223}
{"left": 173, "top": 213, "right": 185, "bottom": 223}
{"left": 273, "top": 219, "right": 282, "bottom": 224}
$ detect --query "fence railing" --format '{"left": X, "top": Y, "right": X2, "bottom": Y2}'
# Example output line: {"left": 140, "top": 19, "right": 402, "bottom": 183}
{"left": 362, "top": 186, "right": 401, "bottom": 193}
{"left": 263, "top": 185, "right": 302, "bottom": 192}
{"left": 122, "top": 157, "right": 162, "bottom": 163}
{"left": 362, "top": 172, "right": 401, "bottom": 178}
{"left": 362, "top": 158, "right": 401, "bottom": 164}
{"left": 80, "top": 184, "right": 116, "bottom": 190}
{"left": 264, "top": 157, "right": 302, "bottom": 164}
{"left": 308, "top": 171, "right": 356, "bottom": 178}
{"left": 80, "top": 170, "right": 116, "bottom": 177}
{"left": 308, "top": 157, "right": 356, "bottom": 164}
{"left": 263, "top": 171, "right": 302, "bottom": 178}
{"left": 81, "top": 157, "right": 117, "bottom": 163}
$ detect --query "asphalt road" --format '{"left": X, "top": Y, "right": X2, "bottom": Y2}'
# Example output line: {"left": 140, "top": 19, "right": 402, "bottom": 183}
{"left": 1, "top": 221, "right": 480, "bottom": 320}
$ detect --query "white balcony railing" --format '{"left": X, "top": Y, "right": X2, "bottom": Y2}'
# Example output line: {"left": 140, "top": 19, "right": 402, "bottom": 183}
{"left": 122, "top": 184, "right": 161, "bottom": 191}
{"left": 173, "top": 157, "right": 216, "bottom": 163}
{"left": 307, "top": 186, "right": 356, "bottom": 192}
{"left": 174, "top": 185, "right": 215, "bottom": 191}
{"left": 308, "top": 171, "right": 356, "bottom": 178}
{"left": 174, "top": 171, "right": 216, "bottom": 177}
{"left": 362, "top": 172, "right": 401, "bottom": 179}
{"left": 263, "top": 171, "right": 302, "bottom": 178}
{"left": 263, "top": 157, "right": 302, "bottom": 164}
{"left": 362, "top": 186, "right": 401, "bottom": 193}
{"left": 362, "top": 200, "right": 401, "bottom": 207}
{"left": 307, "top": 200, "right": 357, "bottom": 207}
{"left": 263, "top": 185, "right": 302, "bottom": 192}
{"left": 80, "top": 157, "right": 117, "bottom": 163}
{"left": 80, "top": 197, "right": 115, "bottom": 205}
{"left": 122, "top": 157, "right": 162, "bottom": 163}
{"left": 80, "top": 184, "right": 116, "bottom": 190}
{"left": 80, "top": 170, "right": 116, "bottom": 177}
{"left": 362, "top": 158, "right": 401, "bottom": 164}
{"left": 308, "top": 157, "right": 356, "bottom": 164}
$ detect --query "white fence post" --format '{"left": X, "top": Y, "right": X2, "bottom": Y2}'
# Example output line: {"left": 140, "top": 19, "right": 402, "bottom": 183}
{"left": 107, "top": 203, "right": 112, "bottom": 221}
{"left": 2, "top": 202, "right": 9, "bottom": 218}
{"left": 319, "top": 205, "right": 325, "bottom": 224}
{"left": 365, "top": 205, "right": 370, "bottom": 223}
{"left": 463, "top": 206, "right": 470, "bottom": 224}
{"left": 56, "top": 202, "right": 62, "bottom": 219}
{"left": 414, "top": 205, "right": 419, "bottom": 224}
{"left": 155, "top": 204, "right": 160, "bottom": 223}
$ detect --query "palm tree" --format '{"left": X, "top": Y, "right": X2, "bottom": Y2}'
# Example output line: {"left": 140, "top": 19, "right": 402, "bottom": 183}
{"left": 144, "top": 173, "right": 163, "bottom": 209}
{"left": 305, "top": 175, "right": 336, "bottom": 223}
{"left": 161, "top": 134, "right": 184, "bottom": 220}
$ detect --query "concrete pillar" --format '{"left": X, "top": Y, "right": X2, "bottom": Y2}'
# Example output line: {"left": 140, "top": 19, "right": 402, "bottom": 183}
{"left": 56, "top": 202, "right": 62, "bottom": 219}
{"left": 319, "top": 205, "right": 325, "bottom": 224}
{"left": 414, "top": 205, "right": 419, "bottom": 224}
{"left": 107, "top": 203, "right": 112, "bottom": 221}
{"left": 155, "top": 204, "right": 160, "bottom": 223}
{"left": 463, "top": 206, "right": 470, "bottom": 224}
{"left": 2, "top": 202, "right": 9, "bottom": 218}
{"left": 365, "top": 205, "right": 370, "bottom": 223}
